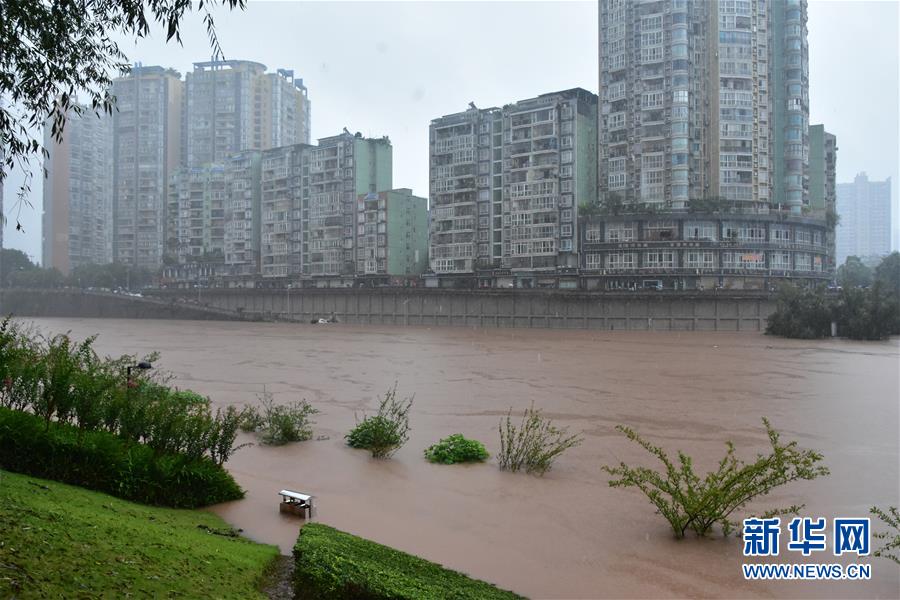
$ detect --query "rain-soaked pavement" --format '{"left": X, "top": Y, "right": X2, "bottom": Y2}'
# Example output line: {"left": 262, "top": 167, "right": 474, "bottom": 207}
{"left": 25, "top": 318, "right": 900, "bottom": 598}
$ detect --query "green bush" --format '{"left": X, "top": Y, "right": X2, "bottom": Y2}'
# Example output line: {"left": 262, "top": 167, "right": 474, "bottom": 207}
{"left": 241, "top": 389, "right": 318, "bottom": 445}
{"left": 424, "top": 434, "right": 489, "bottom": 465}
{"left": 498, "top": 404, "right": 582, "bottom": 475}
{"left": 292, "top": 523, "right": 523, "bottom": 600}
{"left": 345, "top": 383, "right": 412, "bottom": 459}
{"left": 602, "top": 418, "right": 829, "bottom": 538}
{"left": 0, "top": 407, "right": 243, "bottom": 508}
{"left": 765, "top": 284, "right": 833, "bottom": 339}
{"left": 0, "top": 318, "right": 248, "bottom": 465}
{"left": 871, "top": 506, "right": 900, "bottom": 565}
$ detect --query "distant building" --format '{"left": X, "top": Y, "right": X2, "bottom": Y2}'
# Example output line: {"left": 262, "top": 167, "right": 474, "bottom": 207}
{"left": 112, "top": 65, "right": 183, "bottom": 270}
{"left": 580, "top": 213, "right": 829, "bottom": 291}
{"left": 223, "top": 151, "right": 262, "bottom": 281}
{"left": 355, "top": 189, "right": 429, "bottom": 282}
{"left": 598, "top": 0, "right": 809, "bottom": 213}
{"left": 258, "top": 133, "right": 394, "bottom": 286}
{"left": 429, "top": 88, "right": 597, "bottom": 288}
{"left": 42, "top": 108, "right": 113, "bottom": 275}
{"left": 166, "top": 164, "right": 228, "bottom": 264}
{"left": 836, "top": 173, "right": 892, "bottom": 265}
{"left": 183, "top": 60, "right": 310, "bottom": 168}
{"left": 809, "top": 125, "right": 837, "bottom": 271}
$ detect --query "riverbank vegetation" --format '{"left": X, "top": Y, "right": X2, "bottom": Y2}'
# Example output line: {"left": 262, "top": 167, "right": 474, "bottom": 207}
{"left": 871, "top": 505, "right": 900, "bottom": 564}
{"left": 424, "top": 434, "right": 489, "bottom": 465}
{"left": 0, "top": 469, "right": 278, "bottom": 599}
{"left": 497, "top": 404, "right": 582, "bottom": 475}
{"left": 0, "top": 319, "right": 246, "bottom": 505}
{"left": 602, "top": 419, "right": 829, "bottom": 538}
{"left": 346, "top": 383, "right": 412, "bottom": 458}
{"left": 766, "top": 253, "right": 900, "bottom": 340}
{"left": 0, "top": 407, "right": 242, "bottom": 507}
{"left": 241, "top": 388, "right": 318, "bottom": 445}
{"left": 292, "top": 523, "right": 523, "bottom": 600}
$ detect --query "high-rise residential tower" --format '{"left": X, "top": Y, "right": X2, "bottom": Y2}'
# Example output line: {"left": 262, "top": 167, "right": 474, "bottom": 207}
{"left": 429, "top": 89, "right": 597, "bottom": 288}
{"left": 258, "top": 133, "right": 393, "bottom": 285}
{"left": 42, "top": 108, "right": 113, "bottom": 274}
{"left": 836, "top": 173, "right": 892, "bottom": 265}
{"left": 111, "top": 65, "right": 182, "bottom": 270}
{"left": 183, "top": 60, "right": 310, "bottom": 168}
{"left": 598, "top": 0, "right": 809, "bottom": 213}
{"left": 809, "top": 124, "right": 837, "bottom": 271}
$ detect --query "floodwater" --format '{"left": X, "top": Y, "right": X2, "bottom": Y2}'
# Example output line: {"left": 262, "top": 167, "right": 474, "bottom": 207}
{"left": 24, "top": 318, "right": 900, "bottom": 599}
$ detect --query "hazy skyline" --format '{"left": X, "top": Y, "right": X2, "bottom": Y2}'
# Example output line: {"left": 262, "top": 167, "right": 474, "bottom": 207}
{"left": 3, "top": 0, "right": 898, "bottom": 264}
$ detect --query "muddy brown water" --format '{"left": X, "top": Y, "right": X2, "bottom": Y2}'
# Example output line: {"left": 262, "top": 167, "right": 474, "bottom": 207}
{"left": 22, "top": 318, "right": 900, "bottom": 599}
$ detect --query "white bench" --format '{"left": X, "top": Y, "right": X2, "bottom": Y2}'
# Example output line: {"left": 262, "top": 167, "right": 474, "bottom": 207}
{"left": 279, "top": 489, "right": 314, "bottom": 518}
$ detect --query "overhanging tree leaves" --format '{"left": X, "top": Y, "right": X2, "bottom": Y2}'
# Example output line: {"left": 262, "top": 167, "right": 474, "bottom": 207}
{"left": 0, "top": 0, "right": 246, "bottom": 230}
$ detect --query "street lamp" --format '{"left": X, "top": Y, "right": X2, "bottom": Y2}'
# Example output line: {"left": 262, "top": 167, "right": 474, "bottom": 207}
{"left": 126, "top": 361, "right": 153, "bottom": 378}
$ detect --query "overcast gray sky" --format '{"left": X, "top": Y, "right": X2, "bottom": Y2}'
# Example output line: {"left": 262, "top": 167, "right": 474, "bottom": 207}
{"left": 4, "top": 0, "right": 898, "bottom": 264}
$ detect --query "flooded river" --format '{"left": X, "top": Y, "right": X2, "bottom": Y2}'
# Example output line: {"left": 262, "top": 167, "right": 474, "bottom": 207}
{"left": 25, "top": 318, "right": 900, "bottom": 598}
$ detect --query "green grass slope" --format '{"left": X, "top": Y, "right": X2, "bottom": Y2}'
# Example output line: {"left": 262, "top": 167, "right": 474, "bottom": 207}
{"left": 0, "top": 469, "right": 279, "bottom": 598}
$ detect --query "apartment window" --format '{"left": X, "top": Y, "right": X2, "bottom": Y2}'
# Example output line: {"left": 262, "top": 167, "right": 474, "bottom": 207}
{"left": 585, "top": 225, "right": 603, "bottom": 242}
{"left": 642, "top": 154, "right": 664, "bottom": 170}
{"left": 560, "top": 165, "right": 573, "bottom": 178}
{"left": 607, "top": 252, "right": 636, "bottom": 270}
{"left": 561, "top": 136, "right": 573, "bottom": 148}
{"left": 607, "top": 223, "right": 635, "bottom": 243}
{"left": 561, "top": 180, "right": 573, "bottom": 193}
{"left": 561, "top": 150, "right": 573, "bottom": 163}
{"left": 770, "top": 251, "right": 790, "bottom": 270}
{"left": 685, "top": 222, "right": 717, "bottom": 241}
{"left": 561, "top": 224, "right": 573, "bottom": 236}
{"left": 641, "top": 46, "right": 664, "bottom": 63}
{"left": 561, "top": 209, "right": 573, "bottom": 222}
{"left": 585, "top": 253, "right": 603, "bottom": 269}
{"left": 644, "top": 251, "right": 675, "bottom": 269}
{"left": 642, "top": 91, "right": 664, "bottom": 108}
{"left": 608, "top": 173, "right": 626, "bottom": 189}
{"left": 685, "top": 251, "right": 715, "bottom": 269}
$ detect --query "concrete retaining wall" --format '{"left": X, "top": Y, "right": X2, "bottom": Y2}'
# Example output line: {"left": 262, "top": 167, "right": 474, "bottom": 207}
{"left": 148, "top": 289, "right": 776, "bottom": 332}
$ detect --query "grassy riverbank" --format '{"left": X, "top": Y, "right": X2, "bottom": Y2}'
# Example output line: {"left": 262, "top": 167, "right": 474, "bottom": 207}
{"left": 0, "top": 469, "right": 280, "bottom": 598}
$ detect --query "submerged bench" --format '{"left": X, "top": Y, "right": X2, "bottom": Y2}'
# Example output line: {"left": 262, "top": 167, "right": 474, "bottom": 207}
{"left": 279, "top": 489, "right": 314, "bottom": 518}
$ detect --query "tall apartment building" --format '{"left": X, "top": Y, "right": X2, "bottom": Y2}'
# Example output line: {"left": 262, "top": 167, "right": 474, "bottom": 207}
{"left": 224, "top": 150, "right": 262, "bottom": 279}
{"left": 305, "top": 133, "right": 392, "bottom": 282}
{"left": 429, "top": 105, "right": 501, "bottom": 277}
{"left": 260, "top": 143, "right": 308, "bottom": 279}
{"left": 183, "top": 60, "right": 310, "bottom": 168}
{"left": 167, "top": 164, "right": 228, "bottom": 263}
{"left": 258, "top": 133, "right": 393, "bottom": 284}
{"left": 836, "top": 173, "right": 892, "bottom": 265}
{"left": 356, "top": 189, "right": 429, "bottom": 281}
{"left": 809, "top": 125, "right": 837, "bottom": 271}
{"left": 112, "top": 65, "right": 182, "bottom": 270}
{"left": 42, "top": 108, "right": 113, "bottom": 274}
{"left": 502, "top": 90, "right": 597, "bottom": 279}
{"left": 429, "top": 89, "right": 597, "bottom": 287}
{"left": 598, "top": 0, "right": 809, "bottom": 212}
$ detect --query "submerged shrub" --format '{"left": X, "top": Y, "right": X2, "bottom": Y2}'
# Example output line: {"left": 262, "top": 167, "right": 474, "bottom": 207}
{"left": 241, "top": 389, "right": 317, "bottom": 446}
{"left": 424, "top": 434, "right": 489, "bottom": 465}
{"left": 602, "top": 418, "right": 830, "bottom": 538}
{"left": 345, "top": 383, "right": 412, "bottom": 459}
{"left": 498, "top": 403, "right": 582, "bottom": 475}
{"left": 871, "top": 506, "right": 900, "bottom": 565}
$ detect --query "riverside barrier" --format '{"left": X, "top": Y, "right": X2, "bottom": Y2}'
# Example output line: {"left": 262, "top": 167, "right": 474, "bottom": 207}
{"left": 3, "top": 287, "right": 777, "bottom": 332}
{"left": 146, "top": 288, "right": 777, "bottom": 332}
